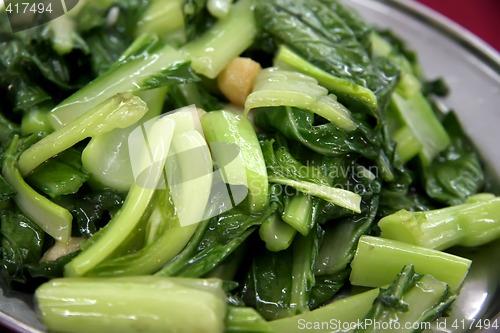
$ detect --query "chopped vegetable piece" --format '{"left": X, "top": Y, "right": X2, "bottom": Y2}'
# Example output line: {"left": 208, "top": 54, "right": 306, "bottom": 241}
{"left": 36, "top": 276, "right": 227, "bottom": 333}
{"left": 268, "top": 289, "right": 379, "bottom": 333}
{"left": 259, "top": 212, "right": 297, "bottom": 252}
{"left": 64, "top": 116, "right": 175, "bottom": 277}
{"left": 183, "top": 0, "right": 257, "bottom": 78}
{"left": 245, "top": 68, "right": 356, "bottom": 131}
{"left": 49, "top": 34, "right": 196, "bottom": 128}
{"left": 274, "top": 45, "right": 378, "bottom": 114}
{"left": 350, "top": 235, "right": 471, "bottom": 291}
{"left": 81, "top": 88, "right": 168, "bottom": 192}
{"left": 3, "top": 136, "right": 73, "bottom": 242}
{"left": 379, "top": 196, "right": 500, "bottom": 250}
{"left": 201, "top": 110, "right": 268, "bottom": 213}
{"left": 354, "top": 265, "right": 455, "bottom": 333}
{"left": 19, "top": 94, "right": 148, "bottom": 176}
{"left": 261, "top": 138, "right": 361, "bottom": 213}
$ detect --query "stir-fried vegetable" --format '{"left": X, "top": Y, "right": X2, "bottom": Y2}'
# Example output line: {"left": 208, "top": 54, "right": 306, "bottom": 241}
{"left": 0, "top": 0, "right": 498, "bottom": 332}
{"left": 36, "top": 276, "right": 227, "bottom": 333}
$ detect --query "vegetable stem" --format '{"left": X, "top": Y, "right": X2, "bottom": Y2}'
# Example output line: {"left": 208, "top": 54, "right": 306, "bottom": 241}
{"left": 390, "top": 93, "right": 450, "bottom": 165}
{"left": 268, "top": 289, "right": 379, "bottom": 333}
{"left": 136, "top": 0, "right": 184, "bottom": 38}
{"left": 245, "top": 68, "right": 357, "bottom": 131}
{"left": 64, "top": 116, "right": 176, "bottom": 277}
{"left": 282, "top": 193, "right": 313, "bottom": 236}
{"left": 379, "top": 196, "right": 500, "bottom": 250}
{"left": 259, "top": 212, "right": 296, "bottom": 251}
{"left": 225, "top": 306, "right": 272, "bottom": 333}
{"left": 349, "top": 235, "right": 471, "bottom": 291}
{"left": 19, "top": 94, "right": 148, "bottom": 176}
{"left": 2, "top": 136, "right": 72, "bottom": 242}
{"left": 36, "top": 276, "right": 227, "bottom": 333}
{"left": 81, "top": 88, "right": 168, "bottom": 192}
{"left": 275, "top": 45, "right": 378, "bottom": 112}
{"left": 201, "top": 110, "right": 269, "bottom": 213}
{"left": 182, "top": 0, "right": 256, "bottom": 79}
{"left": 355, "top": 265, "right": 456, "bottom": 333}
{"left": 392, "top": 125, "right": 422, "bottom": 164}
{"left": 49, "top": 35, "right": 193, "bottom": 128}
{"left": 269, "top": 177, "right": 361, "bottom": 214}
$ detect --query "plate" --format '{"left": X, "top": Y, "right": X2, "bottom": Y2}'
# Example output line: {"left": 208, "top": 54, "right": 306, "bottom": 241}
{"left": 1, "top": 0, "right": 499, "bottom": 332}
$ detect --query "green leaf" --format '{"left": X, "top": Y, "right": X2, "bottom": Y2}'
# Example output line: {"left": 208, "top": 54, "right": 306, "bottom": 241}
{"left": 26, "top": 148, "right": 89, "bottom": 198}
{"left": 254, "top": 0, "right": 399, "bottom": 111}
{"left": 0, "top": 209, "right": 45, "bottom": 287}
{"left": 26, "top": 251, "right": 80, "bottom": 281}
{"left": 173, "top": 205, "right": 276, "bottom": 277}
{"left": 58, "top": 190, "right": 124, "bottom": 239}
{"left": 423, "top": 112, "right": 485, "bottom": 205}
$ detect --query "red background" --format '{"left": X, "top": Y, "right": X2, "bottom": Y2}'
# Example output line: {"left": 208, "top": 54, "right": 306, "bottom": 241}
{"left": 417, "top": 0, "right": 500, "bottom": 50}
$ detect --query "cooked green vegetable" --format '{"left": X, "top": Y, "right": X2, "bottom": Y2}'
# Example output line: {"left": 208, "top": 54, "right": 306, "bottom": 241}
{"left": 245, "top": 68, "right": 356, "bottom": 131}
{"left": 26, "top": 148, "right": 89, "bottom": 198}
{"left": 3, "top": 136, "right": 73, "bottom": 242}
{"left": 259, "top": 212, "right": 297, "bottom": 252}
{"left": 87, "top": 114, "right": 214, "bottom": 276}
{"left": 81, "top": 88, "right": 168, "bottom": 192}
{"left": 422, "top": 112, "right": 485, "bottom": 205}
{"left": 0, "top": 0, "right": 498, "bottom": 331}
{"left": 224, "top": 306, "right": 272, "bottom": 333}
{"left": 281, "top": 193, "right": 314, "bottom": 236}
{"left": 36, "top": 276, "right": 227, "bottom": 333}
{"left": 354, "top": 265, "right": 456, "bottom": 333}
{"left": 201, "top": 110, "right": 269, "bottom": 213}
{"left": 64, "top": 116, "right": 176, "bottom": 277}
{"left": 268, "top": 289, "right": 379, "bottom": 333}
{"left": 241, "top": 225, "right": 321, "bottom": 321}
{"left": 0, "top": 208, "right": 45, "bottom": 287}
{"left": 389, "top": 93, "right": 450, "bottom": 165}
{"left": 253, "top": 106, "right": 400, "bottom": 183}
{"left": 350, "top": 235, "right": 471, "bottom": 291}
{"left": 183, "top": 0, "right": 256, "bottom": 78}
{"left": 379, "top": 195, "right": 500, "bottom": 250}
{"left": 314, "top": 195, "right": 379, "bottom": 276}
{"left": 274, "top": 45, "right": 378, "bottom": 112}
{"left": 261, "top": 137, "right": 361, "bottom": 213}
{"left": 158, "top": 203, "right": 276, "bottom": 278}
{"left": 135, "top": 0, "right": 184, "bottom": 38}
{"left": 19, "top": 93, "right": 148, "bottom": 175}
{"left": 269, "top": 265, "right": 454, "bottom": 333}
{"left": 49, "top": 34, "right": 196, "bottom": 128}
{"left": 372, "top": 32, "right": 450, "bottom": 165}
{"left": 254, "top": 0, "right": 398, "bottom": 111}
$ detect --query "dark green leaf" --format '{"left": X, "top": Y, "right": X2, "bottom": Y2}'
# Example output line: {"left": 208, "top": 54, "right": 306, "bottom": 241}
{"left": 183, "top": 0, "right": 216, "bottom": 41}
{"left": 0, "top": 174, "right": 16, "bottom": 202}
{"left": 240, "top": 244, "right": 294, "bottom": 320}
{"left": 240, "top": 225, "right": 322, "bottom": 320}
{"left": 308, "top": 268, "right": 350, "bottom": 309}
{"left": 26, "top": 251, "right": 79, "bottom": 280}
{"left": 26, "top": 148, "right": 89, "bottom": 198}
{"left": 166, "top": 82, "right": 225, "bottom": 111}
{"left": 58, "top": 190, "right": 125, "bottom": 238}
{"left": 254, "top": 0, "right": 399, "bottom": 110}
{"left": 85, "top": 29, "right": 132, "bottom": 76}
{"left": 254, "top": 106, "right": 402, "bottom": 182}
{"left": 423, "top": 112, "right": 485, "bottom": 205}
{"left": 0, "top": 209, "right": 45, "bottom": 287}
{"left": 173, "top": 204, "right": 276, "bottom": 278}
{"left": 378, "top": 187, "right": 436, "bottom": 217}
{"left": 315, "top": 194, "right": 379, "bottom": 276}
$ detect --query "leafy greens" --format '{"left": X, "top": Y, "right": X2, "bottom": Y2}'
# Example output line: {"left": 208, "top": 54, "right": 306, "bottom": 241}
{"left": 0, "top": 0, "right": 497, "bottom": 332}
